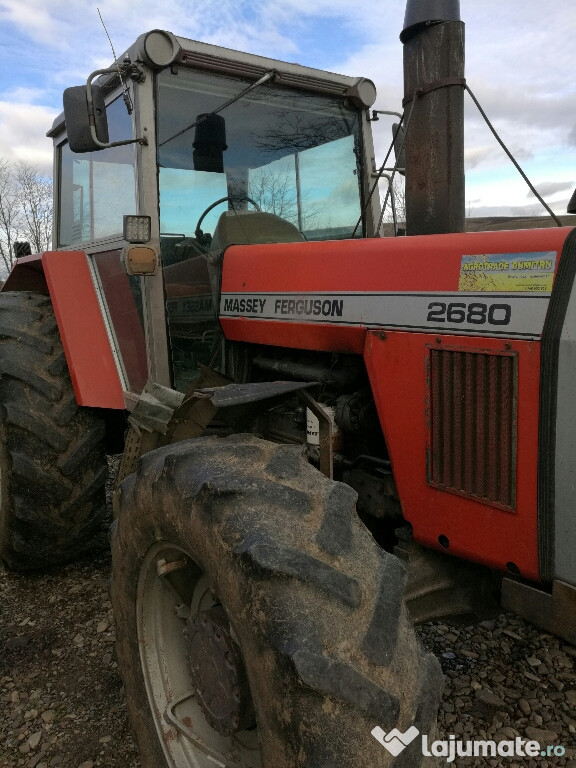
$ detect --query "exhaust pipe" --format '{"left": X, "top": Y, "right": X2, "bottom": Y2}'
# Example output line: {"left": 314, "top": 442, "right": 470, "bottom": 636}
{"left": 402, "top": 0, "right": 465, "bottom": 235}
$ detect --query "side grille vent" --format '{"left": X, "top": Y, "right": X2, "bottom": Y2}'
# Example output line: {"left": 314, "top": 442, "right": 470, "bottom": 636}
{"left": 427, "top": 348, "right": 517, "bottom": 510}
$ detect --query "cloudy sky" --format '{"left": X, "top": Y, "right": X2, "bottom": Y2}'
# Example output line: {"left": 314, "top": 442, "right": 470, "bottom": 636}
{"left": 1, "top": 0, "right": 575, "bottom": 219}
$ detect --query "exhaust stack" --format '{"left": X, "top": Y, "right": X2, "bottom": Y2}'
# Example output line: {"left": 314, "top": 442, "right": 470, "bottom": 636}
{"left": 402, "top": 0, "right": 465, "bottom": 235}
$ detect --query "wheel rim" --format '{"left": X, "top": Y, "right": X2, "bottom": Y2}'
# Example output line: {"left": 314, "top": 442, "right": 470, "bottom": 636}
{"left": 137, "top": 541, "right": 262, "bottom": 768}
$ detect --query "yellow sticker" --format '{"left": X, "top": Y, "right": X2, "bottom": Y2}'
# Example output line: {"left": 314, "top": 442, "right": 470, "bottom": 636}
{"left": 459, "top": 251, "right": 556, "bottom": 292}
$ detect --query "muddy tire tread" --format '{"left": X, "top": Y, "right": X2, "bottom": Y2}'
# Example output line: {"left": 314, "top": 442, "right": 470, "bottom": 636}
{"left": 112, "top": 435, "right": 443, "bottom": 768}
{"left": 0, "top": 291, "right": 108, "bottom": 570}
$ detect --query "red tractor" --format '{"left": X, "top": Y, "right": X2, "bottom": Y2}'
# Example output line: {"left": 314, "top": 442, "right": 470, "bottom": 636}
{"left": 1, "top": 2, "right": 574, "bottom": 766}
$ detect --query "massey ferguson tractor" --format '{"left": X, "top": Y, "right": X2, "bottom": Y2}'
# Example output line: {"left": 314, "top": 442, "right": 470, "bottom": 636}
{"left": 1, "top": 1, "right": 575, "bottom": 766}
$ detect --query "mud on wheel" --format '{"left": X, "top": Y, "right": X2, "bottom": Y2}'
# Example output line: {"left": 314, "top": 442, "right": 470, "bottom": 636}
{"left": 111, "top": 434, "right": 443, "bottom": 767}
{"left": 0, "top": 291, "right": 108, "bottom": 570}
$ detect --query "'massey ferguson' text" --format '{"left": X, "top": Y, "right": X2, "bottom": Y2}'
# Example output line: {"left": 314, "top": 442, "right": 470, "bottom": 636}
{"left": 222, "top": 296, "right": 344, "bottom": 318}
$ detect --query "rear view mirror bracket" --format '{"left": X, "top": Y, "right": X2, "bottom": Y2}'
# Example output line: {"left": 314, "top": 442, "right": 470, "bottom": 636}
{"left": 63, "top": 64, "right": 148, "bottom": 153}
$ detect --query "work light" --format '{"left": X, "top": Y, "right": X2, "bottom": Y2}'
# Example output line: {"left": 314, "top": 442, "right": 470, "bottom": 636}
{"left": 123, "top": 215, "right": 152, "bottom": 244}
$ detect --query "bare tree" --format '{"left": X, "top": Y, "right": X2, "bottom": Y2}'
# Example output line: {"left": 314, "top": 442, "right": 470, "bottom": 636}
{"left": 0, "top": 159, "right": 22, "bottom": 275}
{"left": 0, "top": 159, "right": 52, "bottom": 277}
{"left": 255, "top": 113, "right": 352, "bottom": 156}
{"left": 15, "top": 161, "right": 52, "bottom": 254}
{"left": 248, "top": 165, "right": 324, "bottom": 233}
{"left": 249, "top": 166, "right": 299, "bottom": 220}
{"left": 379, "top": 174, "right": 406, "bottom": 233}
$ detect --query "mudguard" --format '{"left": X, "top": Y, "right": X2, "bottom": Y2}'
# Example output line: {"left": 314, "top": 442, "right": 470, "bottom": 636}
{"left": 3, "top": 251, "right": 125, "bottom": 409}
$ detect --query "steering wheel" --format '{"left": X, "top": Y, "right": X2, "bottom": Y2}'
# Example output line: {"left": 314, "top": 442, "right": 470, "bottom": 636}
{"left": 194, "top": 195, "right": 261, "bottom": 246}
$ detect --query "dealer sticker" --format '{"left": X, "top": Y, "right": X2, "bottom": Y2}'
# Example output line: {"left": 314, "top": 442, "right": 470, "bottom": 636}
{"left": 458, "top": 251, "right": 556, "bottom": 293}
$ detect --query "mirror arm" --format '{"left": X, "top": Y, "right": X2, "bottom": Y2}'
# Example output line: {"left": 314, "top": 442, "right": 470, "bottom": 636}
{"left": 86, "top": 66, "right": 148, "bottom": 149}
{"left": 88, "top": 124, "right": 148, "bottom": 149}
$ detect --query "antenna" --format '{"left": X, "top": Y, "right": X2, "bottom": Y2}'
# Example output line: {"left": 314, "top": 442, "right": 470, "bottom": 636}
{"left": 97, "top": 7, "right": 133, "bottom": 114}
{"left": 97, "top": 7, "right": 118, "bottom": 62}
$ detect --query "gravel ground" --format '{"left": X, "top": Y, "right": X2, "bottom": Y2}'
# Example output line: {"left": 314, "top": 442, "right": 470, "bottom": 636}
{"left": 1, "top": 497, "right": 575, "bottom": 768}
{"left": 0, "top": 546, "right": 140, "bottom": 768}
{"left": 417, "top": 619, "right": 576, "bottom": 767}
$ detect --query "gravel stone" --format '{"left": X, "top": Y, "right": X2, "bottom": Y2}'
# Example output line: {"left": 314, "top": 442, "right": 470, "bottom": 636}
{"left": 566, "top": 690, "right": 576, "bottom": 707}
{"left": 475, "top": 688, "right": 507, "bottom": 709}
{"left": 525, "top": 726, "right": 559, "bottom": 742}
{"left": 518, "top": 698, "right": 531, "bottom": 715}
{"left": 28, "top": 731, "right": 42, "bottom": 749}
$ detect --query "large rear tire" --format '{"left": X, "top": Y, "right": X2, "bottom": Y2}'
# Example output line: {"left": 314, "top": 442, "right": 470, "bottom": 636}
{"left": 0, "top": 291, "right": 108, "bottom": 570}
{"left": 111, "top": 435, "right": 443, "bottom": 767}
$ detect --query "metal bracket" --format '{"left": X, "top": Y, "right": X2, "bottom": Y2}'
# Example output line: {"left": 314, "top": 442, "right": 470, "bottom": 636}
{"left": 156, "top": 557, "right": 191, "bottom": 577}
{"left": 128, "top": 381, "right": 185, "bottom": 434}
{"left": 402, "top": 76, "right": 466, "bottom": 106}
{"left": 298, "top": 390, "right": 334, "bottom": 479}
{"left": 197, "top": 380, "right": 312, "bottom": 408}
{"left": 86, "top": 64, "right": 148, "bottom": 149}
{"left": 164, "top": 694, "right": 254, "bottom": 768}
{"left": 501, "top": 578, "right": 576, "bottom": 645}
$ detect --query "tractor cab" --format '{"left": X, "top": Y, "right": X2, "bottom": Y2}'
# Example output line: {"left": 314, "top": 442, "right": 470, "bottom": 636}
{"left": 47, "top": 31, "right": 380, "bottom": 398}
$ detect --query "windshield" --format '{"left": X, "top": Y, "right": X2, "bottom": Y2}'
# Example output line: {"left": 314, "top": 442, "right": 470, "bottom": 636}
{"left": 156, "top": 69, "right": 365, "bottom": 244}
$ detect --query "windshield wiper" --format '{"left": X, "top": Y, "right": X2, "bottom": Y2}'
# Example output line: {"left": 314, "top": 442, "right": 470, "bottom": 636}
{"left": 158, "top": 69, "right": 277, "bottom": 148}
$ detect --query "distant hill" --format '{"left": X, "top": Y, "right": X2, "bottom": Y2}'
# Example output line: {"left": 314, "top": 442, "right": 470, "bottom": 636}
{"left": 466, "top": 215, "right": 575, "bottom": 231}
{"left": 382, "top": 215, "right": 575, "bottom": 236}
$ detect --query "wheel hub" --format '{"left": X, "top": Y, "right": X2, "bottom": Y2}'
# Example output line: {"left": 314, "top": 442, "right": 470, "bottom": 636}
{"left": 184, "top": 605, "right": 255, "bottom": 736}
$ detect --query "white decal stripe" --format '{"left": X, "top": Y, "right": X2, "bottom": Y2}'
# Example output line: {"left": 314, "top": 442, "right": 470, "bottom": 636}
{"left": 220, "top": 292, "right": 551, "bottom": 339}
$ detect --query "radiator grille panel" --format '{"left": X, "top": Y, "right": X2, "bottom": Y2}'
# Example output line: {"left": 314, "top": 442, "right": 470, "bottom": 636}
{"left": 428, "top": 348, "right": 517, "bottom": 510}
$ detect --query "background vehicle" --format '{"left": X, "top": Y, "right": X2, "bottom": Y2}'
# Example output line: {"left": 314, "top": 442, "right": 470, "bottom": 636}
{"left": 0, "top": 1, "right": 574, "bottom": 766}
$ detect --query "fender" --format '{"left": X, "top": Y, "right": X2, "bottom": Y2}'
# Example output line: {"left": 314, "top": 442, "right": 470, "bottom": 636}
{"left": 3, "top": 251, "right": 125, "bottom": 409}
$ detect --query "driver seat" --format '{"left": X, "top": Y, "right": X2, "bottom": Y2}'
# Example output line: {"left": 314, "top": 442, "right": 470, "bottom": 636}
{"left": 211, "top": 210, "right": 304, "bottom": 250}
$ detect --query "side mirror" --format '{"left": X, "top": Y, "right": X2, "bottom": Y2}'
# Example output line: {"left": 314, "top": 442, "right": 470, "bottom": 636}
{"left": 63, "top": 64, "right": 147, "bottom": 154}
{"left": 63, "top": 84, "right": 109, "bottom": 153}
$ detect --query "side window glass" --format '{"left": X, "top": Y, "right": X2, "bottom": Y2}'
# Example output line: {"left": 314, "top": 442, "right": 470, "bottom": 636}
{"left": 58, "top": 97, "right": 136, "bottom": 246}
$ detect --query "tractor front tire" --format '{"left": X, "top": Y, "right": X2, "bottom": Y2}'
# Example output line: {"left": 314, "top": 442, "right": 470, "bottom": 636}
{"left": 0, "top": 292, "right": 108, "bottom": 570}
{"left": 111, "top": 435, "right": 443, "bottom": 768}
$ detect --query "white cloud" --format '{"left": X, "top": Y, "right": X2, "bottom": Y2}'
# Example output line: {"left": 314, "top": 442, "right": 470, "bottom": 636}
{"left": 465, "top": 145, "right": 494, "bottom": 171}
{"left": 532, "top": 181, "right": 574, "bottom": 199}
{"left": 2, "top": 86, "right": 48, "bottom": 104}
{"left": 0, "top": 102, "right": 56, "bottom": 173}
{"left": 0, "top": 0, "right": 68, "bottom": 47}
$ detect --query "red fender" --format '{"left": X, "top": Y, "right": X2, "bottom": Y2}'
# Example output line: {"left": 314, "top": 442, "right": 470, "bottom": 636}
{"left": 4, "top": 251, "right": 125, "bottom": 409}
